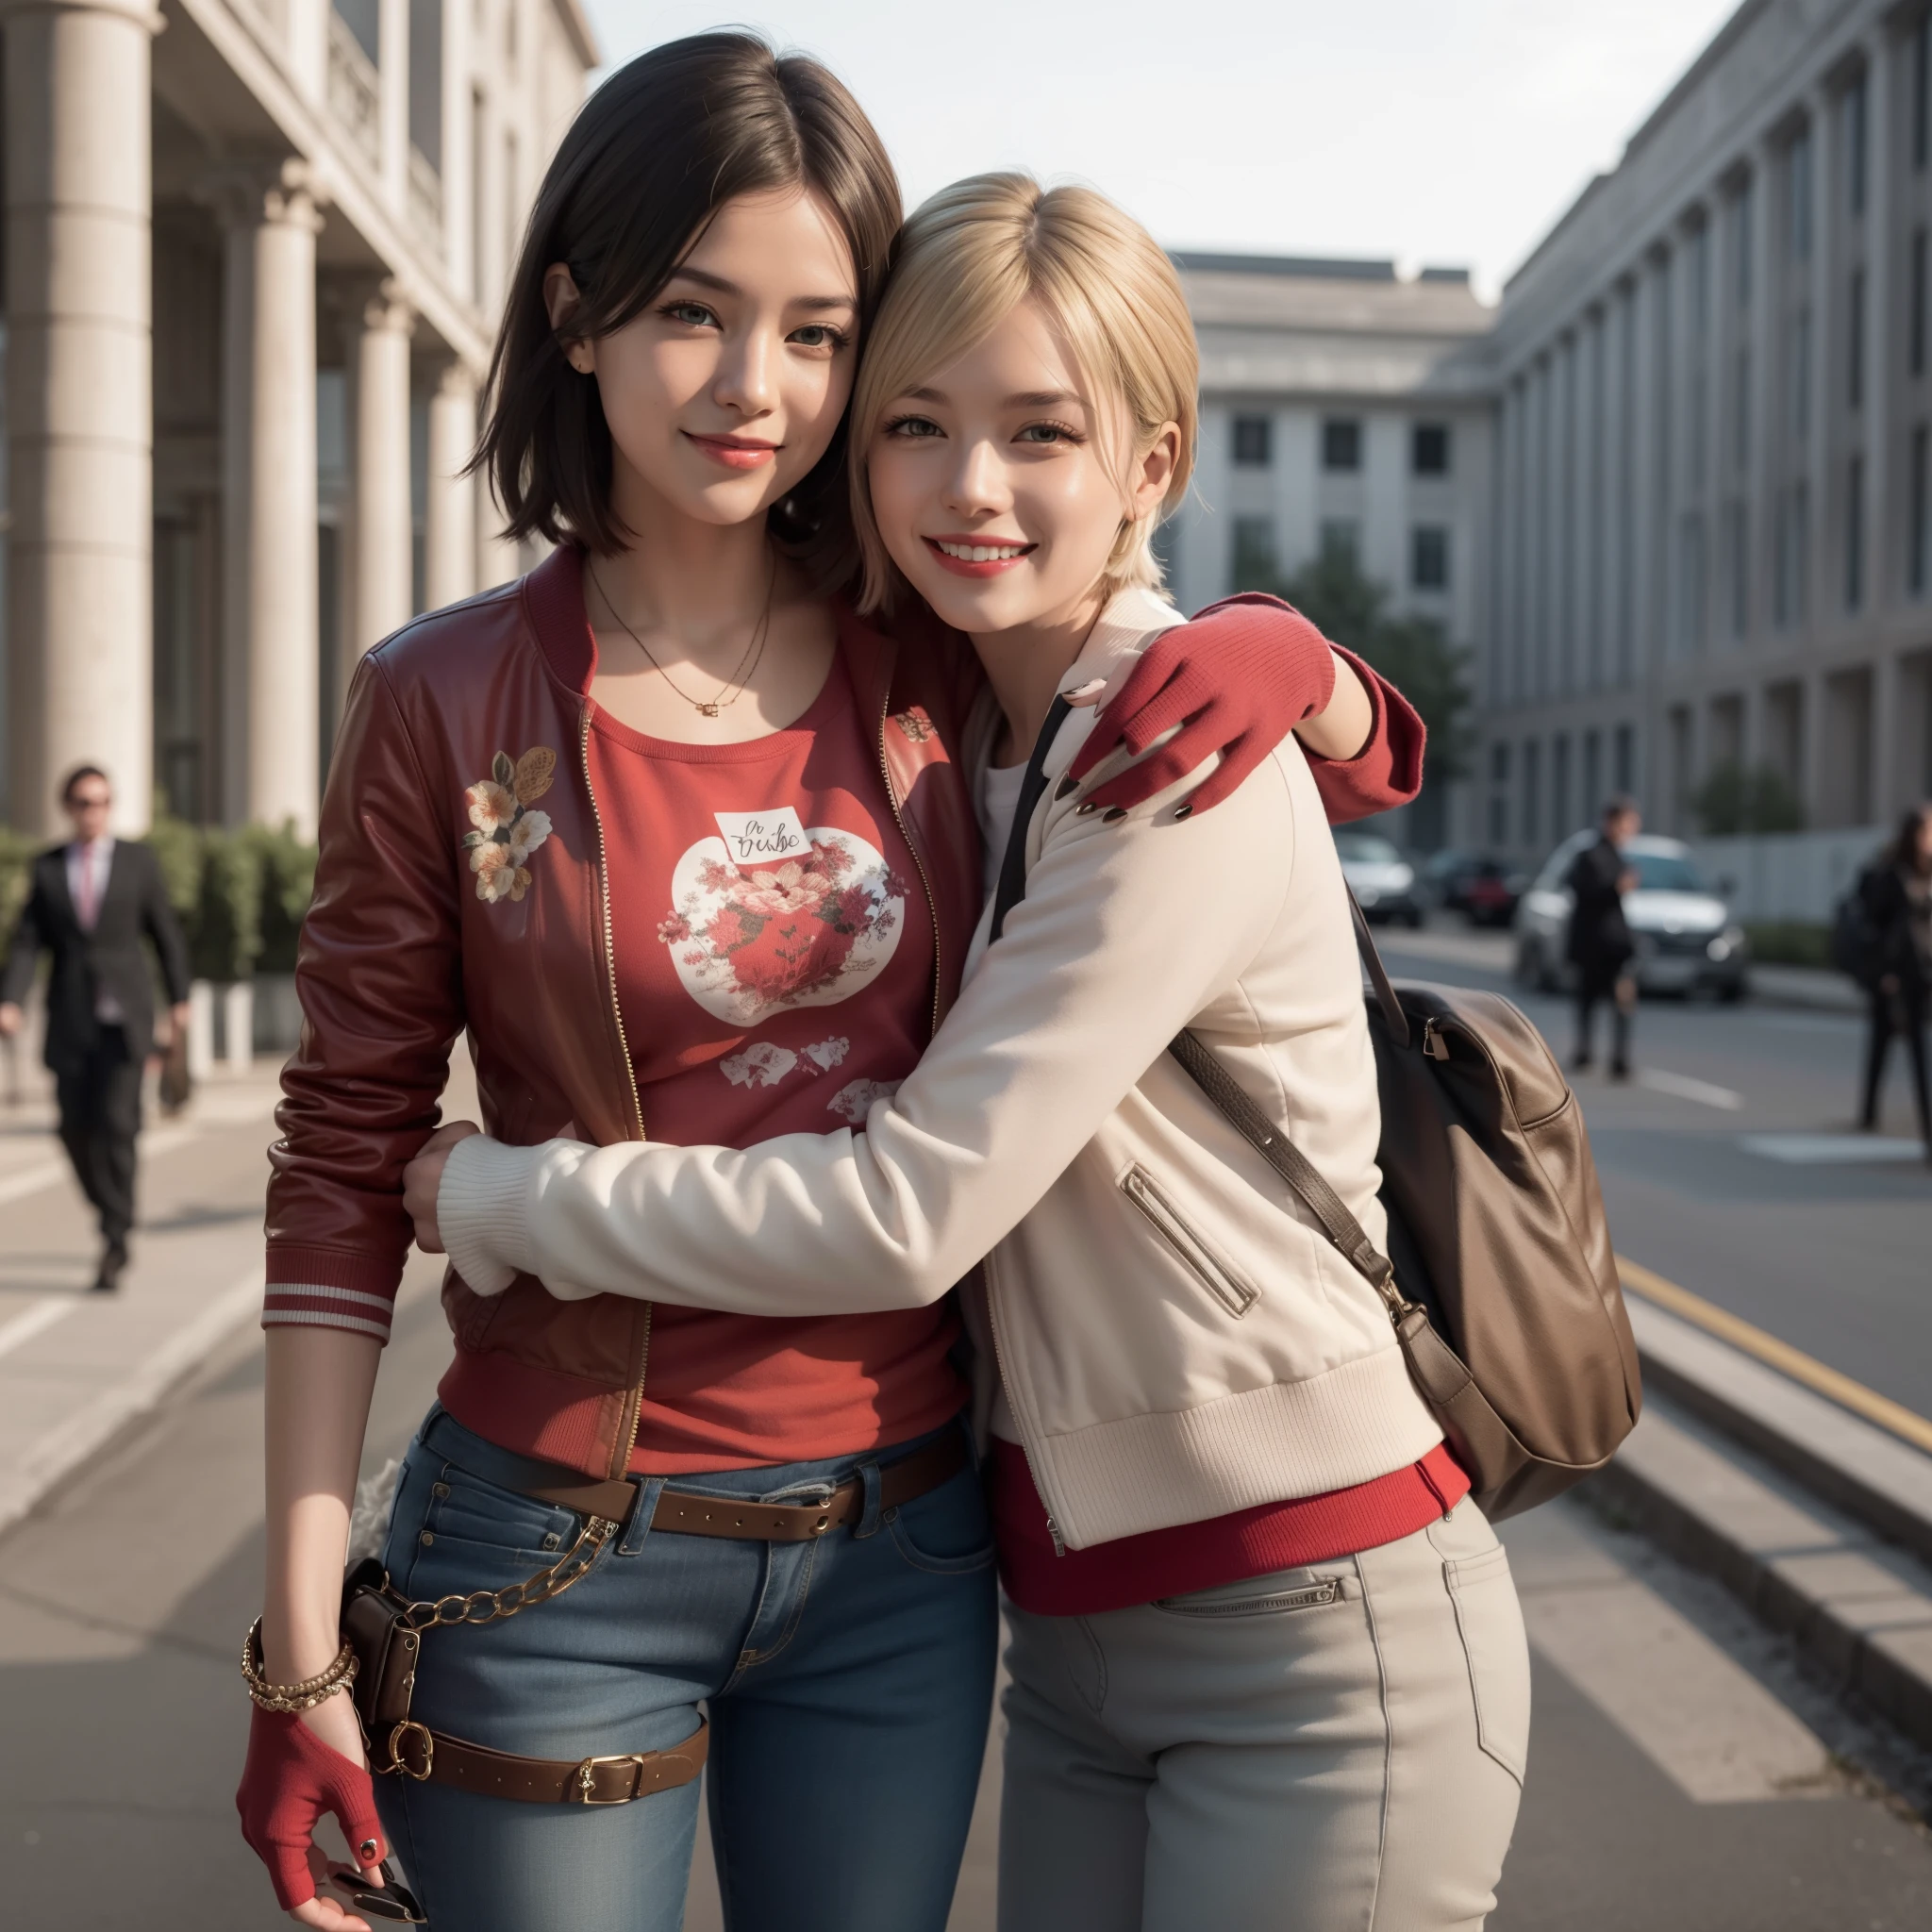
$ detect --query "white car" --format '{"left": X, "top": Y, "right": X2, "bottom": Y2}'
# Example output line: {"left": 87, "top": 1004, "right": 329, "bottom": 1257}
{"left": 1513, "top": 832, "right": 1750, "bottom": 1001}
{"left": 1334, "top": 831, "right": 1423, "bottom": 927}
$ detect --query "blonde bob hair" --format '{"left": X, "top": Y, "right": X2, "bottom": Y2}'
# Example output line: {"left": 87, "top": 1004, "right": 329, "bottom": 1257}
{"left": 849, "top": 173, "right": 1199, "bottom": 613}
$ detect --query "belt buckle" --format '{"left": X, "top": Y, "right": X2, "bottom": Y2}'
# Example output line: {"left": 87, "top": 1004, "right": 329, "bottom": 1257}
{"left": 389, "top": 1721, "right": 434, "bottom": 1781}
{"left": 570, "top": 1753, "right": 642, "bottom": 1804}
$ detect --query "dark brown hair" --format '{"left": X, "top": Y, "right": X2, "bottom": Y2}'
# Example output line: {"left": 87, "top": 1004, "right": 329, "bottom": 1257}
{"left": 475, "top": 32, "right": 901, "bottom": 578}
{"left": 60, "top": 764, "right": 109, "bottom": 805}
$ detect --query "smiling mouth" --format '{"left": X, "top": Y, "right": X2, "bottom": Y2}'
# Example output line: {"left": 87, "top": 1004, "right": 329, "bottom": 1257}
{"left": 924, "top": 536, "right": 1036, "bottom": 574}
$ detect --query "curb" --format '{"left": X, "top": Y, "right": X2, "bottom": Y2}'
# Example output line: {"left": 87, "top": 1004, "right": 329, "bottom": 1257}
{"left": 1593, "top": 1319, "right": 1932, "bottom": 1754}
{"left": 0, "top": 1267, "right": 265, "bottom": 1541}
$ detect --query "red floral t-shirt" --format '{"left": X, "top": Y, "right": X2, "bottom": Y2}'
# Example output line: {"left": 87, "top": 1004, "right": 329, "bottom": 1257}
{"left": 585, "top": 640, "right": 964, "bottom": 1473}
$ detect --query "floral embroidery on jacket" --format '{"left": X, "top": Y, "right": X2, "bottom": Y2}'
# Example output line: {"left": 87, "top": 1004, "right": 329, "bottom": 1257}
{"left": 891, "top": 707, "right": 937, "bottom": 743}
{"left": 462, "top": 747, "right": 556, "bottom": 904}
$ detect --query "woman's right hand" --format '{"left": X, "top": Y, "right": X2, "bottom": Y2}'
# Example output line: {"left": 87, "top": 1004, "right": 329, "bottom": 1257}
{"left": 236, "top": 1692, "right": 389, "bottom": 1927}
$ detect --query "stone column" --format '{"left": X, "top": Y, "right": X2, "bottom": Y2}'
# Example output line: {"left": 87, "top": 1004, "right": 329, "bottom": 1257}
{"left": 207, "top": 162, "right": 325, "bottom": 837}
{"left": 424, "top": 358, "right": 476, "bottom": 611}
{"left": 377, "top": 0, "right": 409, "bottom": 214}
{"left": 2, "top": 0, "right": 157, "bottom": 838}
{"left": 475, "top": 472, "right": 522, "bottom": 591}
{"left": 349, "top": 280, "right": 415, "bottom": 659}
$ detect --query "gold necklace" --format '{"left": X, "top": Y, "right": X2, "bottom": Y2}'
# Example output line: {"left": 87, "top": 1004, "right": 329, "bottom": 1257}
{"left": 590, "top": 554, "right": 776, "bottom": 718}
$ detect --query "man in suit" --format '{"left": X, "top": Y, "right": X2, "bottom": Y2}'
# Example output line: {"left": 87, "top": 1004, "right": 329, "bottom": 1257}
{"left": 0, "top": 767, "right": 192, "bottom": 1291}
{"left": 1565, "top": 794, "right": 1641, "bottom": 1081}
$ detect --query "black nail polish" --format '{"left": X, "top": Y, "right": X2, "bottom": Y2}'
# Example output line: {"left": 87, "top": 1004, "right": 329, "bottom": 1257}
{"left": 1172, "top": 804, "right": 1193, "bottom": 822}
{"left": 1102, "top": 807, "right": 1127, "bottom": 824}
{"left": 1054, "top": 774, "right": 1078, "bottom": 800}
{"left": 1075, "top": 801, "right": 1100, "bottom": 817}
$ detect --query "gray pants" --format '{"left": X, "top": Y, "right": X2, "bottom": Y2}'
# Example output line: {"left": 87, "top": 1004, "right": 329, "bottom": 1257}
{"left": 998, "top": 1497, "right": 1528, "bottom": 1932}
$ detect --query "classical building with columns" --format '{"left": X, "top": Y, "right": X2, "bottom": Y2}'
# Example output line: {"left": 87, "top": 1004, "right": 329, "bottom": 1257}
{"left": 0, "top": 0, "right": 596, "bottom": 841}
{"left": 1480, "top": 0, "right": 1932, "bottom": 861}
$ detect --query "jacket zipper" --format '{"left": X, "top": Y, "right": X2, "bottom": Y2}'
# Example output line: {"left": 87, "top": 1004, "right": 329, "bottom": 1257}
{"left": 875, "top": 700, "right": 943, "bottom": 1038}
{"left": 1119, "top": 1164, "right": 1259, "bottom": 1317}
{"left": 980, "top": 1263, "right": 1066, "bottom": 1557}
{"left": 580, "top": 704, "right": 651, "bottom": 1477}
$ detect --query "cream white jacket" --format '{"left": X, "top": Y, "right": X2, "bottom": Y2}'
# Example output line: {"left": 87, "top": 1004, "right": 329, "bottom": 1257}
{"left": 441, "top": 588, "right": 1442, "bottom": 1549}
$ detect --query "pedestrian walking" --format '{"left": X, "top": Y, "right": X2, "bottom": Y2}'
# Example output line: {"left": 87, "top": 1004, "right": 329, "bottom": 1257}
{"left": 0, "top": 765, "right": 192, "bottom": 1291}
{"left": 1567, "top": 795, "right": 1641, "bottom": 1079}
{"left": 232, "top": 37, "right": 1428, "bottom": 1932}
{"left": 1856, "top": 803, "right": 1932, "bottom": 1155}
{"left": 411, "top": 174, "right": 1524, "bottom": 1932}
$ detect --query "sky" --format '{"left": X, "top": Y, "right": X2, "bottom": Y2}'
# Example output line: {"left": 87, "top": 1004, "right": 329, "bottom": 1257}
{"left": 575, "top": 0, "right": 1746, "bottom": 304}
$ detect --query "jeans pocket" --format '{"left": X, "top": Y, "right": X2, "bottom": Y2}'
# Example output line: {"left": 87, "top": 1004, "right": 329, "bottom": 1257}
{"left": 886, "top": 1467, "right": 996, "bottom": 1575}
{"left": 422, "top": 1459, "right": 586, "bottom": 1563}
{"left": 1444, "top": 1543, "right": 1531, "bottom": 1786}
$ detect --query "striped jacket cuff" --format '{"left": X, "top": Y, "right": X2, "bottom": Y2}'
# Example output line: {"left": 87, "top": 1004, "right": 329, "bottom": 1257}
{"left": 263, "top": 1246, "right": 403, "bottom": 1343}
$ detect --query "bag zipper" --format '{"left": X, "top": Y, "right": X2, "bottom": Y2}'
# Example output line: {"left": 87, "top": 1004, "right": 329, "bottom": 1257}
{"left": 579, "top": 704, "right": 651, "bottom": 1477}
{"left": 1119, "top": 1164, "right": 1259, "bottom": 1317}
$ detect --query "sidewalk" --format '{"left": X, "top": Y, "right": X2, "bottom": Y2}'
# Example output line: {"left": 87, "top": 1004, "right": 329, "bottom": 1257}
{"left": 0, "top": 1059, "right": 291, "bottom": 1538}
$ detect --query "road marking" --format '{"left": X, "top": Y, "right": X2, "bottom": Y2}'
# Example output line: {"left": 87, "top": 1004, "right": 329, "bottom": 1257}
{"left": 1637, "top": 1067, "right": 1743, "bottom": 1110}
{"left": 0, "top": 1297, "right": 75, "bottom": 1363}
{"left": 1740, "top": 1132, "right": 1926, "bottom": 1164}
{"left": 1508, "top": 1507, "right": 1833, "bottom": 1804}
{"left": 0, "top": 1123, "right": 202, "bottom": 1208}
{"left": 1618, "top": 1255, "right": 1932, "bottom": 1456}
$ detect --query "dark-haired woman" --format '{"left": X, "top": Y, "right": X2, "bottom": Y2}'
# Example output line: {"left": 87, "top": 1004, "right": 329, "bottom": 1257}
{"left": 233, "top": 34, "right": 1424, "bottom": 1932}
{"left": 1857, "top": 803, "right": 1932, "bottom": 1154}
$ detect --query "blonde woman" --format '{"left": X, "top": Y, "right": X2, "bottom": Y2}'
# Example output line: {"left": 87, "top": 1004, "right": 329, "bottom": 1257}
{"left": 408, "top": 175, "right": 1526, "bottom": 1930}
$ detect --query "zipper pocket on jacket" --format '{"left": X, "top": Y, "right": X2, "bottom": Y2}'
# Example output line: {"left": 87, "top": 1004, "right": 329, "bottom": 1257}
{"left": 1119, "top": 1164, "right": 1258, "bottom": 1318}
{"left": 1156, "top": 1578, "right": 1340, "bottom": 1617}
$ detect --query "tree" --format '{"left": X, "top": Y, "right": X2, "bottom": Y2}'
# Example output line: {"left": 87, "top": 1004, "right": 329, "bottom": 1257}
{"left": 1231, "top": 535, "right": 1474, "bottom": 844}
{"left": 1688, "top": 760, "right": 1806, "bottom": 836}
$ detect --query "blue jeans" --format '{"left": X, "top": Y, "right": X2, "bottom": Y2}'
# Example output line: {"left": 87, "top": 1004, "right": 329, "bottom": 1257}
{"left": 375, "top": 1407, "right": 998, "bottom": 1932}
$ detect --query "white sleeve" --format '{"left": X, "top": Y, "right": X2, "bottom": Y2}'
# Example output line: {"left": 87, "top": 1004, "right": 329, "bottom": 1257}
{"left": 438, "top": 756, "right": 1295, "bottom": 1314}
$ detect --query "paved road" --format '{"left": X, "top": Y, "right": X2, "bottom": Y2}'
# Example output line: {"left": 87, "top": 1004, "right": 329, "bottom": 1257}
{"left": 1, "top": 1251, "right": 1927, "bottom": 1930}
{"left": 1375, "top": 924, "right": 1932, "bottom": 1424}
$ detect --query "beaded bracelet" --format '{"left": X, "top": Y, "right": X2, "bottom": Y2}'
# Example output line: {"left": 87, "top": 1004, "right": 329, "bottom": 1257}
{"left": 240, "top": 1617, "right": 359, "bottom": 1714}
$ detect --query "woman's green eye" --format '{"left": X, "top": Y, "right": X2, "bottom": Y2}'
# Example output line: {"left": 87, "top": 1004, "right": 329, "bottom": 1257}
{"left": 664, "top": 303, "right": 716, "bottom": 327}
{"left": 790, "top": 325, "right": 848, "bottom": 349}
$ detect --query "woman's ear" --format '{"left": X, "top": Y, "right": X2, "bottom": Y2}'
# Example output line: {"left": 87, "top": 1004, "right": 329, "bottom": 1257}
{"left": 542, "top": 264, "right": 595, "bottom": 375}
{"left": 1128, "top": 422, "right": 1181, "bottom": 524}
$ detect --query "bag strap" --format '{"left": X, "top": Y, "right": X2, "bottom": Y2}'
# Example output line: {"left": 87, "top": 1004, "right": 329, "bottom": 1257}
{"left": 984, "top": 696, "right": 1411, "bottom": 1297}
{"left": 1165, "top": 1029, "right": 1407, "bottom": 1317}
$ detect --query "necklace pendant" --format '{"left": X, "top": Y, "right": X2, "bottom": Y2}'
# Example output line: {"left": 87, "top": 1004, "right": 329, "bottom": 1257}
{"left": 697, "top": 701, "right": 722, "bottom": 718}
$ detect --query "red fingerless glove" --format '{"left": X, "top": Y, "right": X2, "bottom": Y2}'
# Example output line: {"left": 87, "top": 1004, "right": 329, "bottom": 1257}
{"left": 237, "top": 1705, "right": 387, "bottom": 1911}
{"left": 1071, "top": 594, "right": 1336, "bottom": 816}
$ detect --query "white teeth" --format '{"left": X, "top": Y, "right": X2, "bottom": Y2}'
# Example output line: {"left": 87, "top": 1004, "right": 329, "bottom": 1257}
{"left": 937, "top": 540, "right": 1025, "bottom": 561}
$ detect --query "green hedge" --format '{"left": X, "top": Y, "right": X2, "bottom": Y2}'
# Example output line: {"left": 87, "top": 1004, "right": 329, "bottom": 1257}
{"left": 2, "top": 809, "right": 318, "bottom": 983}
{"left": 1742, "top": 921, "right": 1831, "bottom": 969}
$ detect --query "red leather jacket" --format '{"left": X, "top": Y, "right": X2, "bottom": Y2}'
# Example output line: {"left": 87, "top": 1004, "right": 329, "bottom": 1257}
{"left": 265, "top": 548, "right": 1423, "bottom": 1480}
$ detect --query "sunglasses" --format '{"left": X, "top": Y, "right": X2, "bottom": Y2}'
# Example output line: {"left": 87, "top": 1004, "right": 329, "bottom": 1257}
{"left": 325, "top": 1861, "right": 427, "bottom": 1924}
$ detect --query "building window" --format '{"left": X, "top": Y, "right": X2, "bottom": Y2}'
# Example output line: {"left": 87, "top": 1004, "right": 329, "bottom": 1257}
{"left": 1917, "top": 13, "right": 1931, "bottom": 172}
{"left": 1322, "top": 418, "right": 1361, "bottom": 472}
{"left": 1733, "top": 347, "right": 1751, "bottom": 466}
{"left": 1411, "top": 423, "right": 1451, "bottom": 475}
{"left": 1726, "top": 499, "right": 1749, "bottom": 637}
{"left": 1845, "top": 455, "right": 1865, "bottom": 611}
{"left": 1846, "top": 73, "right": 1869, "bottom": 217}
{"left": 1849, "top": 268, "right": 1865, "bottom": 409}
{"left": 1912, "top": 229, "right": 1928, "bottom": 378}
{"left": 1319, "top": 518, "right": 1359, "bottom": 560}
{"left": 1912, "top": 425, "right": 1930, "bottom": 596}
{"left": 1790, "top": 307, "right": 1809, "bottom": 438}
{"left": 1553, "top": 734, "right": 1573, "bottom": 838}
{"left": 1410, "top": 525, "right": 1450, "bottom": 590}
{"left": 1677, "top": 513, "right": 1707, "bottom": 654}
{"left": 1774, "top": 482, "right": 1808, "bottom": 629}
{"left": 1733, "top": 177, "right": 1753, "bottom": 307}
{"left": 1614, "top": 723, "right": 1636, "bottom": 796}
{"left": 1785, "top": 126, "right": 1811, "bottom": 264}
{"left": 1230, "top": 517, "right": 1276, "bottom": 591}
{"left": 1231, "top": 414, "right": 1272, "bottom": 468}
{"left": 1522, "top": 739, "right": 1542, "bottom": 847}
{"left": 1582, "top": 730, "right": 1602, "bottom": 827}
{"left": 1488, "top": 742, "right": 1510, "bottom": 848}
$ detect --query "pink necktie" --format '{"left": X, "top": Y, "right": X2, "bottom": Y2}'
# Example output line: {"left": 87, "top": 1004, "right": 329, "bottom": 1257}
{"left": 76, "top": 846, "right": 99, "bottom": 929}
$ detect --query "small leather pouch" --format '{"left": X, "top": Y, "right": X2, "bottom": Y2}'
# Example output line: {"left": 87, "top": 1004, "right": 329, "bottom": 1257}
{"left": 340, "top": 1559, "right": 423, "bottom": 1760}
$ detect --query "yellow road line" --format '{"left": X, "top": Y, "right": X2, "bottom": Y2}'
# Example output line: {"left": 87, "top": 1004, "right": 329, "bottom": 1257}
{"left": 1618, "top": 1254, "right": 1932, "bottom": 1457}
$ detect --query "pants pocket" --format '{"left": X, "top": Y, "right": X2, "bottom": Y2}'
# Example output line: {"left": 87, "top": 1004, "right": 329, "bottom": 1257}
{"left": 1443, "top": 1542, "right": 1531, "bottom": 1786}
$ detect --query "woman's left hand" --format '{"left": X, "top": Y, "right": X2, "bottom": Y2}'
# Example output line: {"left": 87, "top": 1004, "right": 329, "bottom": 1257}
{"left": 403, "top": 1121, "right": 482, "bottom": 1253}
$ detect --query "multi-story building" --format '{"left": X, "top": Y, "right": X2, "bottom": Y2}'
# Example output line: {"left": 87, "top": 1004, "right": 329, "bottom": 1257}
{"left": 1161, "top": 252, "right": 1494, "bottom": 838}
{"left": 0, "top": 0, "right": 596, "bottom": 840}
{"left": 1482, "top": 0, "right": 1932, "bottom": 864}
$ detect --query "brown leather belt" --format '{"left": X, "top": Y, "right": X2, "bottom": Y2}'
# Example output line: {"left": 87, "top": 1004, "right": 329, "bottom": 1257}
{"left": 510, "top": 1426, "right": 972, "bottom": 1542}
{"left": 385, "top": 1715, "right": 708, "bottom": 1805}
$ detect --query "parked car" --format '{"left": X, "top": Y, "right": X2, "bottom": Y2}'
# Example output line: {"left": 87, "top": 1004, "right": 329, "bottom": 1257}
{"left": 1513, "top": 832, "right": 1750, "bottom": 1000}
{"left": 1336, "top": 831, "right": 1424, "bottom": 927}
{"left": 1421, "top": 850, "right": 1528, "bottom": 927}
